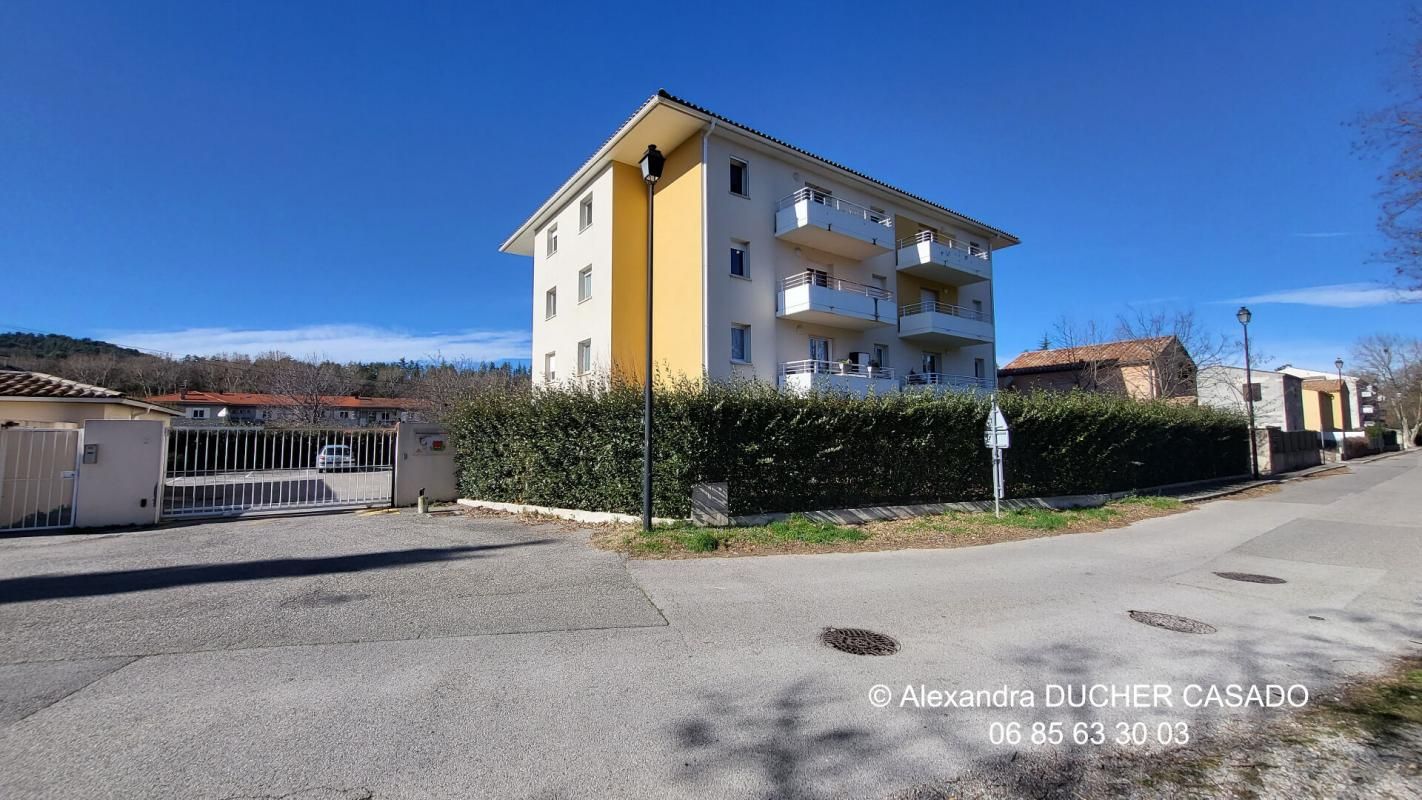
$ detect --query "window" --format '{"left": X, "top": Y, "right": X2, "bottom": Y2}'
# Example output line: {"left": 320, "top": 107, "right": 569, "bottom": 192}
{"left": 577, "top": 339, "right": 592, "bottom": 375}
{"left": 806, "top": 182, "right": 832, "bottom": 204}
{"left": 972, "top": 299, "right": 984, "bottom": 318}
{"left": 731, "top": 325, "right": 751, "bottom": 363}
{"left": 869, "top": 206, "right": 887, "bottom": 224}
{"left": 1243, "top": 382, "right": 1262, "bottom": 402}
{"left": 969, "top": 241, "right": 982, "bottom": 256}
{"left": 921, "top": 351, "right": 940, "bottom": 374}
{"left": 545, "top": 287, "right": 557, "bottom": 319}
{"left": 337, "top": 410, "right": 351, "bottom": 420}
{"left": 729, "top": 158, "right": 748, "bottom": 196}
{"left": 729, "top": 243, "right": 748, "bottom": 278}
{"left": 191, "top": 408, "right": 207, "bottom": 419}
{"left": 579, "top": 196, "right": 593, "bottom": 230}
{"left": 871, "top": 274, "right": 888, "bottom": 296}
{"left": 809, "top": 336, "right": 832, "bottom": 363}
{"left": 547, "top": 224, "right": 559, "bottom": 256}
{"left": 378, "top": 411, "right": 393, "bottom": 421}
{"left": 578, "top": 266, "right": 593, "bottom": 302}
{"left": 544, "top": 352, "right": 557, "bottom": 383}
{"left": 974, "top": 358, "right": 986, "bottom": 380}
{"left": 873, "top": 344, "right": 890, "bottom": 370}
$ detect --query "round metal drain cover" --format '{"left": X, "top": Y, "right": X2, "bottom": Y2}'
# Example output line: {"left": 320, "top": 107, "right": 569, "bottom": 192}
{"left": 1128, "top": 611, "right": 1217, "bottom": 635}
{"left": 1213, "top": 571, "right": 1286, "bottom": 584}
{"left": 821, "top": 627, "right": 900, "bottom": 656}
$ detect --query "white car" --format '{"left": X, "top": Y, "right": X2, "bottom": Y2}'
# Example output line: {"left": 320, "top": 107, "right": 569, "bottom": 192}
{"left": 316, "top": 444, "right": 354, "bottom": 472}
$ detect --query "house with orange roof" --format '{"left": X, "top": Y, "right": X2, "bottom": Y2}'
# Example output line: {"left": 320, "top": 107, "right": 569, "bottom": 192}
{"left": 998, "top": 336, "right": 1197, "bottom": 402}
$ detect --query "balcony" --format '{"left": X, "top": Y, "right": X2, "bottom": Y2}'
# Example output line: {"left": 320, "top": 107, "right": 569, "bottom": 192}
{"left": 898, "top": 301, "right": 994, "bottom": 347}
{"left": 779, "top": 360, "right": 900, "bottom": 397}
{"left": 896, "top": 231, "right": 992, "bottom": 286}
{"left": 903, "top": 373, "right": 995, "bottom": 393}
{"left": 775, "top": 188, "right": 895, "bottom": 259}
{"left": 776, "top": 273, "right": 895, "bottom": 330}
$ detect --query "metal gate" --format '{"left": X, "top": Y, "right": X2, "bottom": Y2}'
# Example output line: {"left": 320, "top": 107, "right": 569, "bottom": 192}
{"left": 0, "top": 428, "right": 80, "bottom": 532}
{"left": 161, "top": 427, "right": 394, "bottom": 519}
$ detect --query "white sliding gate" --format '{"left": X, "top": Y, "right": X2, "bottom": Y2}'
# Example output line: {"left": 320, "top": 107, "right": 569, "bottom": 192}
{"left": 161, "top": 427, "right": 394, "bottom": 519}
{"left": 0, "top": 428, "right": 81, "bottom": 532}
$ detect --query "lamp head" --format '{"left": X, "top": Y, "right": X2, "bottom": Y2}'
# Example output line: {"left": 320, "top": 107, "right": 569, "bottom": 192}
{"left": 1236, "top": 306, "right": 1252, "bottom": 326}
{"left": 640, "top": 144, "right": 665, "bottom": 185}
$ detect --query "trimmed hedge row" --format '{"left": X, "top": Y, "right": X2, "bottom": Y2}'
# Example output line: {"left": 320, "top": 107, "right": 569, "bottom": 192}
{"left": 446, "top": 382, "right": 1247, "bottom": 518}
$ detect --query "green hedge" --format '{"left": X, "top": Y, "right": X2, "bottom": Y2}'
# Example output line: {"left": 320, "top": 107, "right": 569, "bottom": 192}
{"left": 447, "top": 382, "right": 1247, "bottom": 518}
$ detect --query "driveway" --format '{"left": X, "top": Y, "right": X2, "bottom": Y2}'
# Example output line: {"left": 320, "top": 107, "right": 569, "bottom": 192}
{"left": 0, "top": 454, "right": 1418, "bottom": 799}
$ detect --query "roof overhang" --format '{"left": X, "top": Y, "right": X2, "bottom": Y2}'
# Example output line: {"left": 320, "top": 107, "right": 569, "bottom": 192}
{"left": 500, "top": 90, "right": 1021, "bottom": 257}
{"left": 0, "top": 395, "right": 182, "bottom": 416}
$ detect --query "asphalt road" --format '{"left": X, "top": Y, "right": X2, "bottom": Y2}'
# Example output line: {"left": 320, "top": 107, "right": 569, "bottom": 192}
{"left": 0, "top": 453, "right": 1417, "bottom": 799}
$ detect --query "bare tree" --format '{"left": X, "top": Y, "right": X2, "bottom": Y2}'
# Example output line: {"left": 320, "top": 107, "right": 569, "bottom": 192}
{"left": 1352, "top": 334, "right": 1422, "bottom": 446}
{"left": 256, "top": 353, "right": 356, "bottom": 426}
{"left": 1114, "top": 308, "right": 1228, "bottom": 399}
{"left": 1049, "top": 316, "right": 1114, "bottom": 391}
{"left": 1356, "top": 16, "right": 1422, "bottom": 291}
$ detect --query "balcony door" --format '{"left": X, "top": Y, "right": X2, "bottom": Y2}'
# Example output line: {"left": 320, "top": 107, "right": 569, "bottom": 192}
{"left": 809, "top": 336, "right": 832, "bottom": 363}
{"left": 920, "top": 288, "right": 939, "bottom": 311}
{"left": 806, "top": 182, "right": 832, "bottom": 205}
{"left": 921, "top": 351, "right": 940, "bottom": 374}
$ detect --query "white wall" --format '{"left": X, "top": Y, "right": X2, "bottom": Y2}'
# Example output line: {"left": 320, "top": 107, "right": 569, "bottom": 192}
{"left": 530, "top": 164, "right": 615, "bottom": 387}
{"left": 74, "top": 419, "right": 164, "bottom": 528}
{"left": 702, "top": 130, "right": 998, "bottom": 385}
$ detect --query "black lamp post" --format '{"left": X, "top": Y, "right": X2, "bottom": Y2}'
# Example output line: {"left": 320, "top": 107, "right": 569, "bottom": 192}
{"left": 1237, "top": 306, "right": 1259, "bottom": 479}
{"left": 639, "top": 144, "right": 665, "bottom": 531}
{"left": 1335, "top": 357, "right": 1348, "bottom": 431}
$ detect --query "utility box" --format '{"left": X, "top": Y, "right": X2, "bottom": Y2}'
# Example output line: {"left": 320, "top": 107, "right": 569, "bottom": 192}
{"left": 75, "top": 420, "right": 164, "bottom": 528}
{"left": 393, "top": 422, "right": 457, "bottom": 507}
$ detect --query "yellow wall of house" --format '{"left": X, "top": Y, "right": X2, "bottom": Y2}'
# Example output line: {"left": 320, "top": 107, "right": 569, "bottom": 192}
{"left": 609, "top": 162, "right": 649, "bottom": 382}
{"left": 1302, "top": 389, "right": 1338, "bottom": 431}
{"left": 895, "top": 272, "right": 959, "bottom": 308}
{"left": 0, "top": 400, "right": 174, "bottom": 427}
{"left": 650, "top": 140, "right": 704, "bottom": 382}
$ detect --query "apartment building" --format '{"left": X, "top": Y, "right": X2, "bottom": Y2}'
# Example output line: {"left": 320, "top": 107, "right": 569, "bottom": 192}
{"left": 1196, "top": 365, "right": 1306, "bottom": 431}
{"left": 499, "top": 91, "right": 1019, "bottom": 395}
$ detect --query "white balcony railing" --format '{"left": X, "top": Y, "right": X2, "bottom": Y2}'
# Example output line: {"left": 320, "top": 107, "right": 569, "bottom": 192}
{"left": 782, "top": 272, "right": 892, "bottom": 300}
{"left": 898, "top": 300, "right": 990, "bottom": 323}
{"left": 904, "top": 373, "right": 994, "bottom": 391}
{"left": 776, "top": 188, "right": 893, "bottom": 228}
{"left": 780, "top": 359, "right": 897, "bottom": 380}
{"left": 896, "top": 230, "right": 990, "bottom": 260}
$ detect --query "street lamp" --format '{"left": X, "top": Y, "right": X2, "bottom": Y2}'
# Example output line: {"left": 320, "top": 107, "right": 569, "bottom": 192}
{"left": 1335, "top": 357, "right": 1349, "bottom": 431}
{"left": 639, "top": 144, "right": 665, "bottom": 532}
{"left": 1237, "top": 306, "right": 1259, "bottom": 479}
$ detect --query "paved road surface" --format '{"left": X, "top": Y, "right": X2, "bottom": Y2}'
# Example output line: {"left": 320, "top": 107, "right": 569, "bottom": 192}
{"left": 0, "top": 453, "right": 1417, "bottom": 798}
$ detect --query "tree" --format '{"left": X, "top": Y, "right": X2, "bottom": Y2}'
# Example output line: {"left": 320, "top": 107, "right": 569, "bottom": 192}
{"left": 1114, "top": 308, "right": 1228, "bottom": 400}
{"left": 1351, "top": 334, "right": 1422, "bottom": 446}
{"left": 256, "top": 353, "right": 357, "bottom": 426}
{"left": 1048, "top": 316, "right": 1113, "bottom": 391}
{"left": 1038, "top": 333, "right": 1052, "bottom": 351}
{"left": 1356, "top": 18, "right": 1422, "bottom": 291}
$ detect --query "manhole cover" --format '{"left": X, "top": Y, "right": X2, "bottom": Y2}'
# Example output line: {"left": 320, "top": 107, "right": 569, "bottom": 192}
{"left": 821, "top": 627, "right": 900, "bottom": 656}
{"left": 1214, "top": 571, "right": 1286, "bottom": 584}
{"left": 1128, "top": 611, "right": 1217, "bottom": 635}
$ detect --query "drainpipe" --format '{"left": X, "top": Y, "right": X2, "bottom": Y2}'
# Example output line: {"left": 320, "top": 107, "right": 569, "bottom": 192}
{"left": 701, "top": 119, "right": 717, "bottom": 377}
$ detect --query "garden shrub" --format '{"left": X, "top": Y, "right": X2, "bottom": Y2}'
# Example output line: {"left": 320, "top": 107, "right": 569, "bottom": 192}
{"left": 446, "top": 380, "right": 1247, "bottom": 518}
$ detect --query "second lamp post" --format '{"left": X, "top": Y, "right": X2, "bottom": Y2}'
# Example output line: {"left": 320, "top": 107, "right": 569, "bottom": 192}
{"left": 639, "top": 144, "right": 665, "bottom": 531}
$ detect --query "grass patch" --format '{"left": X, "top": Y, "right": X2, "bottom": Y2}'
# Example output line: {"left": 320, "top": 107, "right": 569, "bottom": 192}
{"left": 1114, "top": 495, "right": 1185, "bottom": 510}
{"left": 624, "top": 514, "right": 865, "bottom": 555}
{"left": 1316, "top": 661, "right": 1422, "bottom": 739}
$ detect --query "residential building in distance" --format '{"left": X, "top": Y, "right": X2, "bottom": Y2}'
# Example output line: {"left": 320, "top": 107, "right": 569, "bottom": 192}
{"left": 998, "top": 336, "right": 1198, "bottom": 402}
{"left": 0, "top": 369, "right": 181, "bottom": 428}
{"left": 499, "top": 90, "right": 1020, "bottom": 396}
{"left": 1274, "top": 365, "right": 1365, "bottom": 434}
{"left": 1196, "top": 365, "right": 1305, "bottom": 431}
{"left": 143, "top": 391, "right": 426, "bottom": 427}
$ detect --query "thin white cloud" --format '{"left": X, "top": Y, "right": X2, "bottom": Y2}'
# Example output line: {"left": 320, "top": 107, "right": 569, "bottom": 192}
{"left": 101, "top": 324, "right": 532, "bottom": 363}
{"left": 1289, "top": 231, "right": 1351, "bottom": 238}
{"left": 1231, "top": 283, "right": 1422, "bottom": 309}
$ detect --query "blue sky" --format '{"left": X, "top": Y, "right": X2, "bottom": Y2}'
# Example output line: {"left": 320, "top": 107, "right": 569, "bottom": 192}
{"left": 2, "top": 0, "right": 1419, "bottom": 370}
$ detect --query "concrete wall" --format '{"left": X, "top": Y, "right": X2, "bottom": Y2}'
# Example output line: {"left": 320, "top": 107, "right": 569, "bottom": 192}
{"left": 74, "top": 419, "right": 164, "bottom": 528}
{"left": 393, "top": 422, "right": 457, "bottom": 507}
{"left": 1254, "top": 427, "right": 1322, "bottom": 475}
{"left": 0, "top": 399, "right": 175, "bottom": 428}
{"left": 1198, "top": 366, "right": 1303, "bottom": 430}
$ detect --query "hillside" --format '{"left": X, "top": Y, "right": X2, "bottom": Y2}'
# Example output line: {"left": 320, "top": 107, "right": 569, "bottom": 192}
{"left": 0, "top": 332, "right": 146, "bottom": 362}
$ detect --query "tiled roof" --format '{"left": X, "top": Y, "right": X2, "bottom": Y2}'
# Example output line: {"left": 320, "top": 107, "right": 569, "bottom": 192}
{"left": 0, "top": 369, "right": 124, "bottom": 399}
{"left": 1301, "top": 378, "right": 1346, "bottom": 393}
{"left": 143, "top": 391, "right": 428, "bottom": 410}
{"left": 1000, "top": 336, "right": 1178, "bottom": 374}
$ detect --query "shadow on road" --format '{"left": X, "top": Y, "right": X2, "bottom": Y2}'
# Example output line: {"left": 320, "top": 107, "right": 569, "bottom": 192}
{"left": 0, "top": 541, "right": 553, "bottom": 604}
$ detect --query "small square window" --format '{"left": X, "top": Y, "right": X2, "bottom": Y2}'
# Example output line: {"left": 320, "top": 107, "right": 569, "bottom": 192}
{"left": 578, "top": 266, "right": 593, "bottom": 302}
{"left": 729, "top": 158, "right": 748, "bottom": 197}
{"left": 730, "top": 325, "right": 751, "bottom": 363}
{"left": 579, "top": 196, "right": 593, "bottom": 231}
{"left": 191, "top": 408, "right": 207, "bottom": 419}
{"left": 577, "top": 339, "right": 592, "bottom": 375}
{"left": 545, "top": 287, "right": 557, "bottom": 319}
{"left": 729, "top": 244, "right": 747, "bottom": 278}
{"left": 547, "top": 224, "right": 559, "bottom": 256}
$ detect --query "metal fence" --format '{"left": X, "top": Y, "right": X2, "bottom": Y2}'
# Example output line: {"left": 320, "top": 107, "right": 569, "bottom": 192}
{"left": 0, "top": 428, "right": 80, "bottom": 532}
{"left": 161, "top": 427, "right": 394, "bottom": 518}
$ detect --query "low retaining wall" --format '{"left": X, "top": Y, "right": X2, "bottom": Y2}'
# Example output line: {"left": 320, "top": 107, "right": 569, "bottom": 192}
{"left": 1255, "top": 428, "right": 1322, "bottom": 475}
{"left": 456, "top": 499, "right": 679, "bottom": 526}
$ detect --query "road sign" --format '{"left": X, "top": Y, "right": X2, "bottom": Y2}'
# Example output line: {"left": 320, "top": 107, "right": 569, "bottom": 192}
{"left": 984, "top": 400, "right": 1010, "bottom": 517}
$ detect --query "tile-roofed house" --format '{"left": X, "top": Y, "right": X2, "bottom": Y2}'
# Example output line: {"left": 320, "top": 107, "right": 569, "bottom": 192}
{"left": 143, "top": 390, "right": 429, "bottom": 427}
{"left": 998, "top": 336, "right": 1198, "bottom": 402}
{"left": 0, "top": 369, "right": 181, "bottom": 428}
